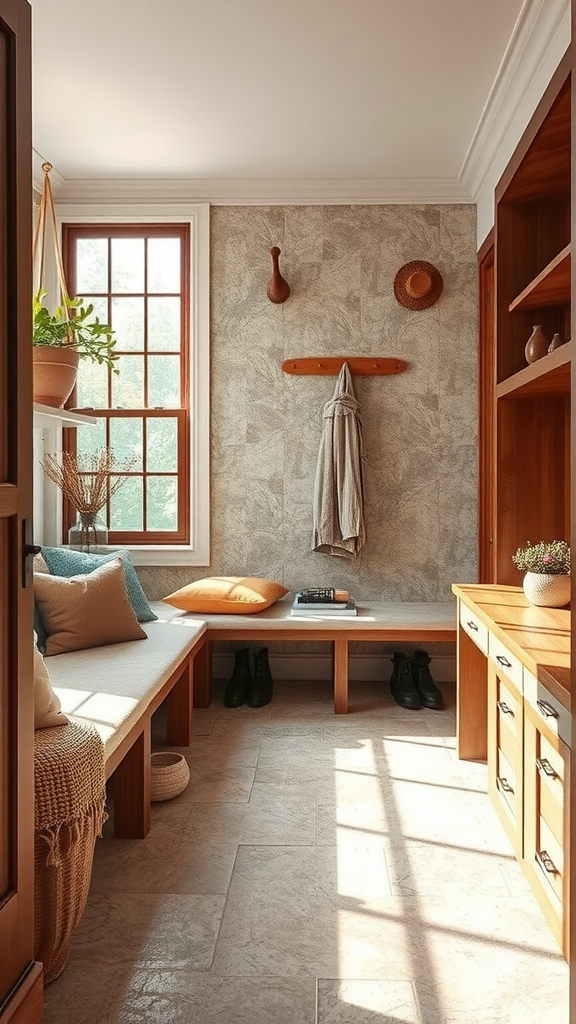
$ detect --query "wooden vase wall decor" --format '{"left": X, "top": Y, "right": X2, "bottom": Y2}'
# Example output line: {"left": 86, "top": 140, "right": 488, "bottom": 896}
{"left": 267, "top": 246, "right": 291, "bottom": 304}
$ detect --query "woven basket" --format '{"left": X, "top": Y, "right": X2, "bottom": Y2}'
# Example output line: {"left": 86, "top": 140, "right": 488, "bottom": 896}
{"left": 151, "top": 751, "right": 190, "bottom": 801}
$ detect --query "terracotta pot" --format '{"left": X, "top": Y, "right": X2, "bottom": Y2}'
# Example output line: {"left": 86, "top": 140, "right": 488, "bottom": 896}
{"left": 33, "top": 346, "right": 80, "bottom": 408}
{"left": 522, "top": 572, "right": 570, "bottom": 608}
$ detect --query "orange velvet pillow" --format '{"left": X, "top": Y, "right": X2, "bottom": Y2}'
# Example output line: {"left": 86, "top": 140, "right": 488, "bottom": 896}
{"left": 162, "top": 576, "right": 288, "bottom": 614}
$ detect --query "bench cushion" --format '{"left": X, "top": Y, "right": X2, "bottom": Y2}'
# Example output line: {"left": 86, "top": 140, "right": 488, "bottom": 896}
{"left": 49, "top": 603, "right": 206, "bottom": 760}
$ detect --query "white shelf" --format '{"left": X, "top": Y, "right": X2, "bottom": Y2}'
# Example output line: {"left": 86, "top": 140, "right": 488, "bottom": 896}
{"left": 33, "top": 403, "right": 100, "bottom": 428}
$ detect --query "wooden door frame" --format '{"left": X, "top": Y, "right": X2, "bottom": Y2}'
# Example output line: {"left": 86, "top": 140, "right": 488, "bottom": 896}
{"left": 0, "top": 0, "right": 43, "bottom": 1020}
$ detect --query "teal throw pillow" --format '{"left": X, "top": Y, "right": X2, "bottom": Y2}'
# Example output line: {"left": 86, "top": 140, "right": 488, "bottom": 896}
{"left": 40, "top": 547, "right": 158, "bottom": 623}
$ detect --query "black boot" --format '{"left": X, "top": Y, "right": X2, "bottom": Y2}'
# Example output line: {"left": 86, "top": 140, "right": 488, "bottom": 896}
{"left": 248, "top": 647, "right": 273, "bottom": 707}
{"left": 223, "top": 648, "right": 251, "bottom": 707}
{"left": 412, "top": 649, "right": 444, "bottom": 710}
{"left": 390, "top": 651, "right": 421, "bottom": 709}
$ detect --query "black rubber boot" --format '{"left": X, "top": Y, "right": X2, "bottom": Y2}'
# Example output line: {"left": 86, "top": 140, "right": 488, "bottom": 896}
{"left": 412, "top": 649, "right": 444, "bottom": 710}
{"left": 248, "top": 647, "right": 274, "bottom": 707}
{"left": 390, "top": 651, "right": 421, "bottom": 709}
{"left": 223, "top": 648, "right": 251, "bottom": 707}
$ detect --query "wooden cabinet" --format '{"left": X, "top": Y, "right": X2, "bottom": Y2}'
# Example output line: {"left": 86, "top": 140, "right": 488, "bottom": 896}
{"left": 453, "top": 584, "right": 571, "bottom": 959}
{"left": 487, "top": 659, "right": 524, "bottom": 859}
{"left": 492, "top": 51, "right": 572, "bottom": 586}
{"left": 524, "top": 696, "right": 570, "bottom": 954}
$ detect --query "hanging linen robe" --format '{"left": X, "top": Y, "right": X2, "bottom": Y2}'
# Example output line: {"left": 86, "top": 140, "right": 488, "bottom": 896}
{"left": 312, "top": 361, "right": 366, "bottom": 558}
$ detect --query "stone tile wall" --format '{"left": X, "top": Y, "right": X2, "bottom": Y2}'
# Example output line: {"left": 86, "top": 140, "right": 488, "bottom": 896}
{"left": 139, "top": 203, "right": 478, "bottom": 605}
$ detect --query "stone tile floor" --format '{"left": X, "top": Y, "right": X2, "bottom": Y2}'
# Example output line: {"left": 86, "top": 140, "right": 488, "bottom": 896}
{"left": 43, "top": 676, "right": 569, "bottom": 1023}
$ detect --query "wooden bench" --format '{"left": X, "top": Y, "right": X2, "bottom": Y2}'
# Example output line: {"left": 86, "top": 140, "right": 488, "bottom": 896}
{"left": 50, "top": 605, "right": 207, "bottom": 839}
{"left": 192, "top": 596, "right": 457, "bottom": 713}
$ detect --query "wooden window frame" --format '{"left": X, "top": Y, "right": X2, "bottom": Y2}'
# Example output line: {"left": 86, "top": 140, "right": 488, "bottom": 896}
{"left": 63, "top": 223, "right": 190, "bottom": 545}
{"left": 49, "top": 203, "right": 210, "bottom": 566}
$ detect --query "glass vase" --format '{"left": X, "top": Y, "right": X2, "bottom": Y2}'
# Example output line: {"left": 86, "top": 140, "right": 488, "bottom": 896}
{"left": 68, "top": 512, "right": 109, "bottom": 552}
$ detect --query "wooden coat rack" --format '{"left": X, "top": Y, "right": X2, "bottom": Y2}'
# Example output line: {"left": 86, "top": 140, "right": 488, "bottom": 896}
{"left": 281, "top": 357, "right": 407, "bottom": 376}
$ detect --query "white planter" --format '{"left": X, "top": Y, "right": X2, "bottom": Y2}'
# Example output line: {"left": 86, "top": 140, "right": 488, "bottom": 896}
{"left": 522, "top": 572, "right": 570, "bottom": 608}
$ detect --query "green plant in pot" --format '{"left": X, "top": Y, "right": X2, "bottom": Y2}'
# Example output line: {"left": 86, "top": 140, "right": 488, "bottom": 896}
{"left": 33, "top": 289, "right": 118, "bottom": 409}
{"left": 512, "top": 539, "right": 571, "bottom": 608}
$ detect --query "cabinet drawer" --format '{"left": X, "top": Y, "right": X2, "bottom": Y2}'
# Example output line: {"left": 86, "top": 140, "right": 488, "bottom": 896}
{"left": 488, "top": 636, "right": 523, "bottom": 694}
{"left": 535, "top": 818, "right": 564, "bottom": 905}
{"left": 496, "top": 676, "right": 521, "bottom": 739}
{"left": 459, "top": 604, "right": 488, "bottom": 654}
{"left": 540, "top": 776, "right": 564, "bottom": 848}
{"left": 496, "top": 748, "right": 518, "bottom": 820}
{"left": 524, "top": 670, "right": 571, "bottom": 748}
{"left": 538, "top": 732, "right": 566, "bottom": 786}
{"left": 499, "top": 716, "right": 518, "bottom": 769}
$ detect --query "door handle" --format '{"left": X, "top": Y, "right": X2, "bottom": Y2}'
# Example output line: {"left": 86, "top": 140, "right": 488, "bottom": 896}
{"left": 22, "top": 518, "right": 41, "bottom": 588}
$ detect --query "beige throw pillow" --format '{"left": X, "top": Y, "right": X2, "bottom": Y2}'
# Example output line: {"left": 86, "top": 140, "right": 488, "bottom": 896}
{"left": 33, "top": 631, "right": 69, "bottom": 729}
{"left": 34, "top": 557, "right": 147, "bottom": 656}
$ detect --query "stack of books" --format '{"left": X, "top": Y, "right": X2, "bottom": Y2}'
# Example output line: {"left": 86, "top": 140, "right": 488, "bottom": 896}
{"left": 290, "top": 588, "right": 357, "bottom": 617}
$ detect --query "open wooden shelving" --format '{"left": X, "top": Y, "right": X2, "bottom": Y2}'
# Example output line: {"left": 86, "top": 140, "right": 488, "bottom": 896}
{"left": 495, "top": 340, "right": 573, "bottom": 399}
{"left": 508, "top": 244, "right": 571, "bottom": 312}
{"left": 492, "top": 51, "right": 572, "bottom": 589}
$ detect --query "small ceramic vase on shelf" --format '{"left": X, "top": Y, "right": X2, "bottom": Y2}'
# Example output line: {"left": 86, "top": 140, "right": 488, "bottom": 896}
{"left": 548, "top": 332, "right": 563, "bottom": 353}
{"left": 525, "top": 325, "right": 548, "bottom": 364}
{"left": 522, "top": 571, "right": 570, "bottom": 608}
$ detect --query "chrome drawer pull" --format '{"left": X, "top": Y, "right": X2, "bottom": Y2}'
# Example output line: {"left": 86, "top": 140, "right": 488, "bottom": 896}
{"left": 536, "top": 757, "right": 558, "bottom": 779}
{"left": 466, "top": 620, "right": 479, "bottom": 632}
{"left": 536, "top": 700, "right": 559, "bottom": 719}
{"left": 496, "top": 776, "right": 513, "bottom": 794}
{"left": 536, "top": 850, "right": 558, "bottom": 875}
{"left": 496, "top": 654, "right": 512, "bottom": 669}
{"left": 497, "top": 701, "right": 513, "bottom": 715}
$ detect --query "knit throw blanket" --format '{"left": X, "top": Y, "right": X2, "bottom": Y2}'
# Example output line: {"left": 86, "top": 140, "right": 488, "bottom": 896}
{"left": 34, "top": 717, "right": 107, "bottom": 867}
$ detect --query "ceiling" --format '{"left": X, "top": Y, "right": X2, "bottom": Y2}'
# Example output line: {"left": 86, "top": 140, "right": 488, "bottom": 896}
{"left": 31, "top": 0, "right": 526, "bottom": 190}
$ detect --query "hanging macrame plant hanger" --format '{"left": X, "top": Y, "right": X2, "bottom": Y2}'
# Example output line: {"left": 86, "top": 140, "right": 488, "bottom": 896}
{"left": 32, "top": 162, "right": 80, "bottom": 407}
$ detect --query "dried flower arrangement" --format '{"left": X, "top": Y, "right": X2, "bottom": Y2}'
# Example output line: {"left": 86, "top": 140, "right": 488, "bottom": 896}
{"left": 42, "top": 448, "right": 135, "bottom": 524}
{"left": 512, "top": 539, "right": 570, "bottom": 576}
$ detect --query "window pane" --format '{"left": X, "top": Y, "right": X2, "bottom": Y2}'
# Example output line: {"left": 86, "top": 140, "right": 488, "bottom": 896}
{"left": 78, "top": 295, "right": 109, "bottom": 323}
{"left": 148, "top": 297, "right": 181, "bottom": 351}
{"left": 147, "top": 356, "right": 180, "bottom": 407}
{"left": 76, "top": 238, "right": 108, "bottom": 293}
{"left": 147, "top": 418, "right": 178, "bottom": 472}
{"left": 112, "top": 296, "right": 144, "bottom": 352}
{"left": 76, "top": 421, "right": 106, "bottom": 457}
{"left": 111, "top": 238, "right": 144, "bottom": 293}
{"left": 110, "top": 476, "right": 143, "bottom": 530}
{"left": 112, "top": 355, "right": 144, "bottom": 407}
{"left": 110, "top": 417, "right": 143, "bottom": 471}
{"left": 76, "top": 361, "right": 108, "bottom": 409}
{"left": 147, "top": 476, "right": 177, "bottom": 531}
{"left": 148, "top": 237, "right": 181, "bottom": 292}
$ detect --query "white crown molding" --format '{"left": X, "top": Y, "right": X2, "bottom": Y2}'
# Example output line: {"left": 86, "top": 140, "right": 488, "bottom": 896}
{"left": 44, "top": 174, "right": 473, "bottom": 207}
{"left": 461, "top": 0, "right": 570, "bottom": 201}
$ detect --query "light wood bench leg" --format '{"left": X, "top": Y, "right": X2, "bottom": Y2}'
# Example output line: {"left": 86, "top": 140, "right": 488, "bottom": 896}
{"left": 333, "top": 638, "right": 349, "bottom": 713}
{"left": 166, "top": 659, "right": 193, "bottom": 746}
{"left": 113, "top": 726, "right": 151, "bottom": 838}
{"left": 193, "top": 639, "right": 211, "bottom": 707}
